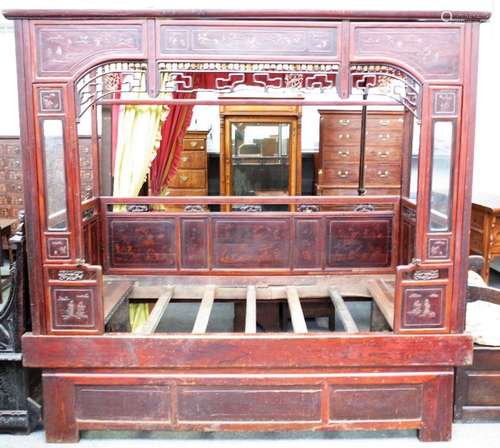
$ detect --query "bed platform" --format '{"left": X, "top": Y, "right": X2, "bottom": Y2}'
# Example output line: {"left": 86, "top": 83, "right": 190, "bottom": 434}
{"left": 4, "top": 6, "right": 487, "bottom": 443}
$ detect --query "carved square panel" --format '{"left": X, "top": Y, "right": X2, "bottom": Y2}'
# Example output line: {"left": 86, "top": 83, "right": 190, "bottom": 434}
{"left": 427, "top": 237, "right": 450, "bottom": 259}
{"left": 47, "top": 237, "right": 70, "bottom": 259}
{"left": 212, "top": 218, "right": 290, "bottom": 269}
{"left": 38, "top": 88, "right": 63, "bottom": 113}
{"left": 433, "top": 90, "right": 458, "bottom": 115}
{"left": 51, "top": 287, "right": 96, "bottom": 330}
{"left": 402, "top": 287, "right": 445, "bottom": 328}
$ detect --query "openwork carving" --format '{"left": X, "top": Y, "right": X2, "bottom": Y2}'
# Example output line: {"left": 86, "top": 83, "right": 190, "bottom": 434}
{"left": 413, "top": 270, "right": 440, "bottom": 281}
{"left": 353, "top": 204, "right": 375, "bottom": 212}
{"left": 298, "top": 205, "right": 320, "bottom": 213}
{"left": 235, "top": 205, "right": 263, "bottom": 213}
{"left": 184, "top": 205, "right": 205, "bottom": 212}
{"left": 402, "top": 206, "right": 417, "bottom": 221}
{"left": 351, "top": 64, "right": 422, "bottom": 120}
{"left": 159, "top": 61, "right": 339, "bottom": 94}
{"left": 57, "top": 270, "right": 85, "bottom": 281}
{"left": 76, "top": 61, "right": 148, "bottom": 118}
{"left": 126, "top": 204, "right": 150, "bottom": 213}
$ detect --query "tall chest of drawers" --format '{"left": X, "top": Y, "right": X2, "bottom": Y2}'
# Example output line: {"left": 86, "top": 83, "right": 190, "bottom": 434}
{"left": 163, "top": 130, "right": 209, "bottom": 199}
{"left": 316, "top": 110, "right": 406, "bottom": 196}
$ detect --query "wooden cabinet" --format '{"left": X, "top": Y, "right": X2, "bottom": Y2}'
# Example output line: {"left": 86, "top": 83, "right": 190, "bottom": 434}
{"left": 469, "top": 193, "right": 500, "bottom": 282}
{"left": 316, "top": 111, "right": 405, "bottom": 196}
{"left": 219, "top": 103, "right": 301, "bottom": 210}
{"left": 0, "top": 137, "right": 24, "bottom": 219}
{"left": 162, "top": 130, "right": 209, "bottom": 198}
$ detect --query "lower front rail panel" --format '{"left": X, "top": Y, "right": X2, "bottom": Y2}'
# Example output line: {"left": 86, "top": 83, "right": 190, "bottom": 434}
{"left": 42, "top": 368, "right": 454, "bottom": 443}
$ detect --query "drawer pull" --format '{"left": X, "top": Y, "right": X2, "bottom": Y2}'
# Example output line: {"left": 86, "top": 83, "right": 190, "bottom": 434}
{"left": 338, "top": 149, "right": 350, "bottom": 157}
{"left": 379, "top": 119, "right": 390, "bottom": 126}
{"left": 339, "top": 119, "right": 351, "bottom": 126}
{"left": 377, "top": 151, "right": 390, "bottom": 158}
{"left": 337, "top": 170, "right": 349, "bottom": 178}
{"left": 190, "top": 141, "right": 197, "bottom": 147}
{"left": 338, "top": 133, "right": 351, "bottom": 139}
{"left": 378, "top": 133, "right": 391, "bottom": 141}
{"left": 377, "top": 170, "right": 389, "bottom": 178}
{"left": 181, "top": 156, "right": 189, "bottom": 163}
{"left": 180, "top": 175, "right": 188, "bottom": 182}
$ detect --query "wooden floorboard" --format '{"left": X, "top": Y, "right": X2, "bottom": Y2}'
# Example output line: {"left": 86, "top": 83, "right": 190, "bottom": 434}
{"left": 286, "top": 286, "right": 308, "bottom": 333}
{"left": 139, "top": 286, "right": 174, "bottom": 335}
{"left": 328, "top": 287, "right": 359, "bottom": 333}
{"left": 245, "top": 285, "right": 257, "bottom": 334}
{"left": 367, "top": 279, "right": 395, "bottom": 329}
{"left": 192, "top": 285, "right": 216, "bottom": 334}
{"left": 103, "top": 280, "right": 134, "bottom": 324}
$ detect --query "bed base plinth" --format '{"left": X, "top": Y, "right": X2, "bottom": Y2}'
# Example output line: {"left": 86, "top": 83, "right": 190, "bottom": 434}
{"left": 41, "top": 366, "right": 455, "bottom": 443}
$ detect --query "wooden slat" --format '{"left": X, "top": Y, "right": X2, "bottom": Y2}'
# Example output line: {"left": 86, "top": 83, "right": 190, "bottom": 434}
{"left": 103, "top": 280, "right": 134, "bottom": 324}
{"left": 367, "top": 279, "right": 395, "bottom": 329}
{"left": 192, "top": 285, "right": 216, "bottom": 334}
{"left": 286, "top": 286, "right": 308, "bottom": 333}
{"left": 245, "top": 286, "right": 257, "bottom": 334}
{"left": 328, "top": 288, "right": 359, "bottom": 333}
{"left": 138, "top": 286, "right": 174, "bottom": 335}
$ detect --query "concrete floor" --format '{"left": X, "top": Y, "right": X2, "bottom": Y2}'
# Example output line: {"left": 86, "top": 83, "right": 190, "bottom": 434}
{"left": 1, "top": 424, "right": 500, "bottom": 447}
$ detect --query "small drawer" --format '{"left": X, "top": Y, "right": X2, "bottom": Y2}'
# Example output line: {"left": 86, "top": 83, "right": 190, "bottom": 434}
{"left": 318, "top": 187, "right": 400, "bottom": 196}
{"left": 469, "top": 229, "right": 484, "bottom": 253}
{"left": 177, "top": 150, "right": 206, "bottom": 169}
{"left": 365, "top": 163, "right": 401, "bottom": 187}
{"left": 322, "top": 130, "right": 360, "bottom": 146}
{"left": 6, "top": 170, "right": 23, "bottom": 182}
{"left": 6, "top": 182, "right": 23, "bottom": 193}
{"left": 183, "top": 138, "right": 206, "bottom": 150}
{"left": 470, "top": 208, "right": 484, "bottom": 230}
{"left": 365, "top": 146, "right": 402, "bottom": 162}
{"left": 367, "top": 116, "right": 405, "bottom": 130}
{"left": 366, "top": 130, "right": 403, "bottom": 146}
{"left": 322, "top": 146, "right": 360, "bottom": 162}
{"left": 163, "top": 188, "right": 207, "bottom": 196}
{"left": 322, "top": 163, "right": 358, "bottom": 186}
{"left": 7, "top": 159, "right": 22, "bottom": 170}
{"left": 167, "top": 169, "right": 206, "bottom": 189}
{"left": 321, "top": 115, "right": 361, "bottom": 130}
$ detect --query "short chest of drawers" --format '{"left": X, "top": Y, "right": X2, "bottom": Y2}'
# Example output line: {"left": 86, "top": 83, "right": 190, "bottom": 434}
{"left": 316, "top": 110, "right": 405, "bottom": 196}
{"left": 163, "top": 130, "right": 209, "bottom": 198}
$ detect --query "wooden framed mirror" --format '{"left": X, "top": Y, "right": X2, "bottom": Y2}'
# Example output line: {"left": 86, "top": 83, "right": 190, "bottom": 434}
{"left": 219, "top": 102, "right": 301, "bottom": 210}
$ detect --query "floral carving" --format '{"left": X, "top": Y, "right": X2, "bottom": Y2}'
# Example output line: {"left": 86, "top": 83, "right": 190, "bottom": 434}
{"left": 354, "top": 27, "right": 461, "bottom": 79}
{"left": 36, "top": 25, "right": 144, "bottom": 75}
{"left": 160, "top": 26, "right": 337, "bottom": 56}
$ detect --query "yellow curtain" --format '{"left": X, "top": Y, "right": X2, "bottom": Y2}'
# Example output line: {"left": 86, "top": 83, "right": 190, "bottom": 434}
{"left": 112, "top": 74, "right": 169, "bottom": 332}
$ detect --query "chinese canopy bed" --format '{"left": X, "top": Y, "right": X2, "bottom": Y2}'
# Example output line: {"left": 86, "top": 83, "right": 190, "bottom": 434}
{"left": 3, "top": 7, "right": 489, "bottom": 443}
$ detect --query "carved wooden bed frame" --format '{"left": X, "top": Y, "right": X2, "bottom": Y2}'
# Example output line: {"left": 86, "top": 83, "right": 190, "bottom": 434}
{"left": 3, "top": 8, "right": 488, "bottom": 442}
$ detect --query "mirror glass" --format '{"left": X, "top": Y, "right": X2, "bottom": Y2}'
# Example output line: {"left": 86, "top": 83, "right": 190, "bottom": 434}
{"left": 429, "top": 120, "right": 454, "bottom": 231}
{"left": 230, "top": 121, "right": 290, "bottom": 196}
{"left": 42, "top": 119, "right": 68, "bottom": 230}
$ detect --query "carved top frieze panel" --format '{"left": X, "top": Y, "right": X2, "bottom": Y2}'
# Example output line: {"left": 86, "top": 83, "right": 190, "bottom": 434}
{"left": 351, "top": 25, "right": 462, "bottom": 80}
{"left": 158, "top": 23, "right": 339, "bottom": 60}
{"left": 34, "top": 23, "right": 145, "bottom": 77}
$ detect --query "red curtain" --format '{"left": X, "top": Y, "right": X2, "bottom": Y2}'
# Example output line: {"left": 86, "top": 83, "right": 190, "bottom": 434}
{"left": 148, "top": 71, "right": 327, "bottom": 194}
{"left": 149, "top": 73, "right": 222, "bottom": 194}
{"left": 149, "top": 91, "right": 195, "bottom": 195}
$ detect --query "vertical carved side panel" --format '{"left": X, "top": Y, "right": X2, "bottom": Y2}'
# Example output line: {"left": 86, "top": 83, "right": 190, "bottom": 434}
{"left": 293, "top": 218, "right": 322, "bottom": 270}
{"left": 181, "top": 218, "right": 208, "bottom": 269}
